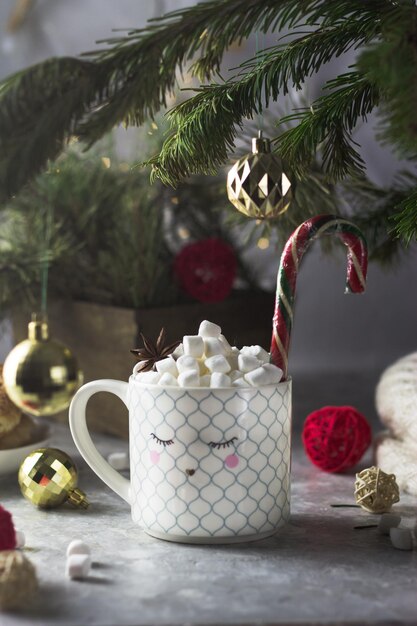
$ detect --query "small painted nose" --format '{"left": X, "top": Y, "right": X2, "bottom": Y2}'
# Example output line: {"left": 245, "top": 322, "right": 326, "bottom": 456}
{"left": 185, "top": 468, "right": 196, "bottom": 476}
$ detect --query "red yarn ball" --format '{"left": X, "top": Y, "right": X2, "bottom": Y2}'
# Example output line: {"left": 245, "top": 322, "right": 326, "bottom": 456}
{"left": 302, "top": 406, "right": 372, "bottom": 473}
{"left": 0, "top": 504, "right": 17, "bottom": 550}
{"left": 174, "top": 238, "right": 236, "bottom": 303}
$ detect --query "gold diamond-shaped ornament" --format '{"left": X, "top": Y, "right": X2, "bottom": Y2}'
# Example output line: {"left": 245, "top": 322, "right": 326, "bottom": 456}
{"left": 227, "top": 132, "right": 292, "bottom": 219}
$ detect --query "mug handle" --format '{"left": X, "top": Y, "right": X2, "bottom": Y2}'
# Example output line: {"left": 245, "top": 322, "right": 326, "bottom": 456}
{"left": 69, "top": 379, "right": 131, "bottom": 504}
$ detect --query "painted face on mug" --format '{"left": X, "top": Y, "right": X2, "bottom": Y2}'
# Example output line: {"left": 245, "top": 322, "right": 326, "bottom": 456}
{"left": 131, "top": 386, "right": 290, "bottom": 537}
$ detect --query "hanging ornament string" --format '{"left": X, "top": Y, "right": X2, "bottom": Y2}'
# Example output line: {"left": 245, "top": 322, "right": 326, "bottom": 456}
{"left": 40, "top": 201, "right": 54, "bottom": 317}
{"left": 255, "top": 29, "right": 265, "bottom": 135}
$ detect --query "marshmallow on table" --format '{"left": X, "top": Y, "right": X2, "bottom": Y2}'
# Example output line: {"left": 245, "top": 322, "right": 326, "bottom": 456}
{"left": 238, "top": 354, "right": 261, "bottom": 373}
{"left": 210, "top": 373, "right": 232, "bottom": 388}
{"left": 204, "top": 338, "right": 226, "bottom": 358}
{"left": 176, "top": 355, "right": 199, "bottom": 374}
{"left": 245, "top": 363, "right": 283, "bottom": 386}
{"left": 178, "top": 370, "right": 200, "bottom": 387}
{"left": 66, "top": 554, "right": 92, "bottom": 579}
{"left": 108, "top": 452, "right": 129, "bottom": 471}
{"left": 378, "top": 513, "right": 402, "bottom": 535}
{"left": 158, "top": 372, "right": 179, "bottom": 387}
{"left": 205, "top": 355, "right": 231, "bottom": 374}
{"left": 198, "top": 320, "right": 221, "bottom": 338}
{"left": 390, "top": 527, "right": 414, "bottom": 550}
{"left": 155, "top": 357, "right": 178, "bottom": 377}
{"left": 183, "top": 335, "right": 204, "bottom": 358}
{"left": 66, "top": 539, "right": 91, "bottom": 558}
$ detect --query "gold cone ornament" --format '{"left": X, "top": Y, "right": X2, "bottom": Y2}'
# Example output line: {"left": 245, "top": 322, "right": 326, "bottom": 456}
{"left": 227, "top": 132, "right": 292, "bottom": 219}
{"left": 18, "top": 447, "right": 89, "bottom": 509}
{"left": 2, "top": 314, "right": 82, "bottom": 417}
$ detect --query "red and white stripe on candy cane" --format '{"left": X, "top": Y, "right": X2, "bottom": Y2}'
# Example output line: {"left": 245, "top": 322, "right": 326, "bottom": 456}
{"left": 270, "top": 215, "right": 368, "bottom": 380}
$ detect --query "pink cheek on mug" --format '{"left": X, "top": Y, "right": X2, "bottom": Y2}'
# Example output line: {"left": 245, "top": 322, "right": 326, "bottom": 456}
{"left": 150, "top": 450, "right": 160, "bottom": 465}
{"left": 225, "top": 454, "right": 239, "bottom": 469}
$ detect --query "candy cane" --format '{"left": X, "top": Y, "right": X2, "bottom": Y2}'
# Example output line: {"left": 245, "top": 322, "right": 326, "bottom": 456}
{"left": 270, "top": 215, "right": 368, "bottom": 379}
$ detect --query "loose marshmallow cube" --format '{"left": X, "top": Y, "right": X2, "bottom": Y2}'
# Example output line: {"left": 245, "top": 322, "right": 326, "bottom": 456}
{"left": 204, "top": 337, "right": 226, "bottom": 358}
{"left": 15, "top": 530, "right": 25, "bottom": 548}
{"left": 238, "top": 354, "right": 261, "bottom": 373}
{"left": 205, "top": 355, "right": 231, "bottom": 374}
{"left": 136, "top": 370, "right": 160, "bottom": 384}
{"left": 378, "top": 513, "right": 401, "bottom": 535}
{"left": 108, "top": 451, "right": 129, "bottom": 471}
{"left": 198, "top": 320, "right": 221, "bottom": 338}
{"left": 232, "top": 378, "right": 249, "bottom": 388}
{"left": 158, "top": 372, "right": 179, "bottom": 387}
{"left": 66, "top": 554, "right": 91, "bottom": 579}
{"left": 178, "top": 370, "right": 200, "bottom": 387}
{"left": 200, "top": 375, "right": 211, "bottom": 387}
{"left": 155, "top": 357, "right": 178, "bottom": 377}
{"left": 219, "top": 334, "right": 233, "bottom": 354}
{"left": 245, "top": 363, "right": 283, "bottom": 386}
{"left": 171, "top": 343, "right": 184, "bottom": 358}
{"left": 66, "top": 539, "right": 91, "bottom": 558}
{"left": 390, "top": 527, "right": 413, "bottom": 550}
{"left": 183, "top": 335, "right": 204, "bottom": 358}
{"left": 176, "top": 355, "right": 199, "bottom": 374}
{"left": 210, "top": 373, "right": 232, "bottom": 388}
{"left": 241, "top": 345, "right": 270, "bottom": 362}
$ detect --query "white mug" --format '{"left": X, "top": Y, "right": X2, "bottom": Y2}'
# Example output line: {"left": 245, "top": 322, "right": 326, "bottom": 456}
{"left": 69, "top": 376, "right": 292, "bottom": 544}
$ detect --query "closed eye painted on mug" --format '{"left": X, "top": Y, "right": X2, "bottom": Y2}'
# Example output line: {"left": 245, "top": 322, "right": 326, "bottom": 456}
{"left": 209, "top": 437, "right": 237, "bottom": 450}
{"left": 150, "top": 433, "right": 174, "bottom": 447}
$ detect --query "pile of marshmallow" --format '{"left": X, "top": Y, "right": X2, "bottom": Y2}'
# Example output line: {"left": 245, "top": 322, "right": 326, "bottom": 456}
{"left": 134, "top": 320, "right": 283, "bottom": 388}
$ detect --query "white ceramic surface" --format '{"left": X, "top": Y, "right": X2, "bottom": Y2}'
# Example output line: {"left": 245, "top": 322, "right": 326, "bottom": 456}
{"left": 69, "top": 377, "right": 292, "bottom": 543}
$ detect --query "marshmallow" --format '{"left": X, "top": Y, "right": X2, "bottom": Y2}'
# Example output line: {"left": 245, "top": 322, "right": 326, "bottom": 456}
{"left": 204, "top": 337, "right": 226, "bottom": 357}
{"left": 66, "top": 554, "right": 91, "bottom": 579}
{"left": 178, "top": 370, "right": 200, "bottom": 387}
{"left": 232, "top": 378, "right": 249, "bottom": 388}
{"left": 66, "top": 540, "right": 91, "bottom": 558}
{"left": 176, "top": 355, "right": 199, "bottom": 374}
{"left": 205, "top": 355, "right": 231, "bottom": 374}
{"left": 183, "top": 335, "right": 204, "bottom": 358}
{"left": 378, "top": 513, "right": 401, "bottom": 535}
{"left": 227, "top": 353, "right": 239, "bottom": 370}
{"left": 230, "top": 370, "right": 242, "bottom": 382}
{"left": 155, "top": 357, "right": 178, "bottom": 377}
{"left": 198, "top": 320, "right": 221, "bottom": 338}
{"left": 219, "top": 334, "right": 233, "bottom": 354}
{"left": 136, "top": 371, "right": 160, "bottom": 384}
{"left": 171, "top": 343, "right": 184, "bottom": 358}
{"left": 390, "top": 527, "right": 413, "bottom": 551}
{"left": 158, "top": 372, "right": 179, "bottom": 387}
{"left": 241, "top": 345, "right": 270, "bottom": 362}
{"left": 210, "top": 373, "right": 232, "bottom": 388}
{"left": 15, "top": 530, "right": 25, "bottom": 548}
{"left": 245, "top": 363, "right": 283, "bottom": 385}
{"left": 108, "top": 452, "right": 129, "bottom": 471}
{"left": 200, "top": 375, "right": 211, "bottom": 387}
{"left": 238, "top": 354, "right": 261, "bottom": 373}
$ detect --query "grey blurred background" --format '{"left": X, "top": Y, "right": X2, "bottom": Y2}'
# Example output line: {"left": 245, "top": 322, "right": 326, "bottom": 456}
{"left": 0, "top": 0, "right": 416, "bottom": 383}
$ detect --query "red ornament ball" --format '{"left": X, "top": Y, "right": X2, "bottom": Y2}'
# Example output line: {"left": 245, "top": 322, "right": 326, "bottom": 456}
{"left": 174, "top": 238, "right": 237, "bottom": 303}
{"left": 302, "top": 406, "right": 372, "bottom": 473}
{"left": 0, "top": 504, "right": 17, "bottom": 550}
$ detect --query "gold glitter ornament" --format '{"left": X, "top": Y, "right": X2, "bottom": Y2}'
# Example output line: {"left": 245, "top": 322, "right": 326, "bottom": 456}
{"left": 227, "top": 132, "right": 292, "bottom": 219}
{"left": 18, "top": 447, "right": 89, "bottom": 509}
{"left": 2, "top": 314, "right": 83, "bottom": 417}
{"left": 354, "top": 466, "right": 400, "bottom": 513}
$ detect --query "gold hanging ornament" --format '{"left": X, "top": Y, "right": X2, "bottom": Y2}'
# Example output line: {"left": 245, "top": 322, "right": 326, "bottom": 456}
{"left": 18, "top": 447, "right": 89, "bottom": 509}
{"left": 2, "top": 314, "right": 83, "bottom": 417}
{"left": 354, "top": 466, "right": 400, "bottom": 513}
{"left": 227, "top": 131, "right": 292, "bottom": 219}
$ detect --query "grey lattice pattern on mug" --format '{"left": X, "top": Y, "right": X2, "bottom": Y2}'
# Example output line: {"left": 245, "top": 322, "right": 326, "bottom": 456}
{"left": 128, "top": 385, "right": 291, "bottom": 538}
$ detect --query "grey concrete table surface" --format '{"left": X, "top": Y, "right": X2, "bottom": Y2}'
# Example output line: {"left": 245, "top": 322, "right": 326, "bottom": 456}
{"left": 1, "top": 373, "right": 417, "bottom": 626}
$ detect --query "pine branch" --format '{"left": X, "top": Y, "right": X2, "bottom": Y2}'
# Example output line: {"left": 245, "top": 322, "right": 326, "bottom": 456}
{"left": 276, "top": 71, "right": 379, "bottom": 179}
{"left": 391, "top": 187, "right": 417, "bottom": 246}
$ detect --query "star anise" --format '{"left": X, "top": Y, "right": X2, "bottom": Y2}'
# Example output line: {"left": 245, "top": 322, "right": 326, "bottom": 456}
{"left": 130, "top": 328, "right": 180, "bottom": 372}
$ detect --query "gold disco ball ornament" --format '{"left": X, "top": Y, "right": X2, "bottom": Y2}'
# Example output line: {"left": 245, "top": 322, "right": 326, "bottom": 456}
{"left": 2, "top": 314, "right": 83, "bottom": 417}
{"left": 227, "top": 131, "right": 292, "bottom": 219}
{"left": 18, "top": 447, "right": 89, "bottom": 509}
